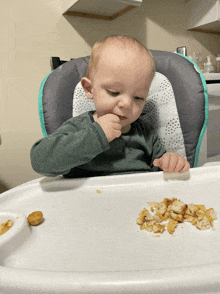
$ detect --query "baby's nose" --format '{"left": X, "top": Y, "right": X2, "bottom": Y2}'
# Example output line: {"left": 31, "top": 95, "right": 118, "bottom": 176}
{"left": 118, "top": 96, "right": 132, "bottom": 108}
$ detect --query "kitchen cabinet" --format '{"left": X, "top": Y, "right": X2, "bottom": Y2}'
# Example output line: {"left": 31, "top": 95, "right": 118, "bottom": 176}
{"left": 187, "top": 0, "right": 220, "bottom": 35}
{"left": 62, "top": 0, "right": 142, "bottom": 20}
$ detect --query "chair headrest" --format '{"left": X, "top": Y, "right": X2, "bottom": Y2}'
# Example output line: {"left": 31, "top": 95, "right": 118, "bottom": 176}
{"left": 39, "top": 51, "right": 208, "bottom": 167}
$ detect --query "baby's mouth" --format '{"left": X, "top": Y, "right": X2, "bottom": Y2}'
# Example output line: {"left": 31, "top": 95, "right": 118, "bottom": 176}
{"left": 117, "top": 115, "right": 127, "bottom": 120}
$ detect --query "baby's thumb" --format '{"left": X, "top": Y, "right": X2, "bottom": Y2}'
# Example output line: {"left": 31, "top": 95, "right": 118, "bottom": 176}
{"left": 153, "top": 158, "right": 161, "bottom": 167}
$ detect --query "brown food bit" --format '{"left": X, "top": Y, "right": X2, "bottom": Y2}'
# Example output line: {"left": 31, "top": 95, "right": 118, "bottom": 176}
{"left": 144, "top": 225, "right": 153, "bottom": 232}
{"left": 153, "top": 224, "right": 165, "bottom": 234}
{"left": 153, "top": 212, "right": 164, "bottom": 223}
{"left": 145, "top": 221, "right": 155, "bottom": 232}
{"left": 196, "top": 205, "right": 206, "bottom": 212}
{"left": 206, "top": 208, "right": 217, "bottom": 220}
{"left": 155, "top": 203, "right": 167, "bottom": 215}
{"left": 0, "top": 220, "right": 13, "bottom": 236}
{"left": 168, "top": 200, "right": 187, "bottom": 215}
{"left": 163, "top": 198, "right": 177, "bottom": 208}
{"left": 139, "top": 224, "right": 146, "bottom": 230}
{"left": 145, "top": 211, "right": 155, "bottom": 222}
{"left": 163, "top": 211, "right": 170, "bottom": 221}
{"left": 185, "top": 204, "right": 199, "bottom": 216}
{"left": 184, "top": 214, "right": 195, "bottom": 222}
{"left": 170, "top": 212, "right": 184, "bottom": 223}
{"left": 191, "top": 219, "right": 197, "bottom": 226}
{"left": 167, "top": 219, "right": 178, "bottom": 234}
{"left": 136, "top": 208, "right": 148, "bottom": 225}
{"left": 136, "top": 218, "right": 143, "bottom": 225}
{"left": 211, "top": 222, "right": 215, "bottom": 231}
{"left": 147, "top": 202, "right": 158, "bottom": 210}
{"left": 203, "top": 212, "right": 213, "bottom": 222}
{"left": 27, "top": 211, "right": 43, "bottom": 226}
{"left": 196, "top": 218, "right": 211, "bottom": 230}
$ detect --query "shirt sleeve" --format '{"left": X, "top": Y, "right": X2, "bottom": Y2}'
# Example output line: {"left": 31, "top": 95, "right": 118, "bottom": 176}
{"left": 150, "top": 133, "right": 167, "bottom": 172}
{"left": 30, "top": 114, "right": 109, "bottom": 177}
{"left": 152, "top": 133, "right": 167, "bottom": 161}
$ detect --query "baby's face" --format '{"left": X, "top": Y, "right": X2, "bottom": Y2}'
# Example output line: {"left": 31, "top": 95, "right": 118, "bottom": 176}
{"left": 90, "top": 47, "right": 154, "bottom": 132}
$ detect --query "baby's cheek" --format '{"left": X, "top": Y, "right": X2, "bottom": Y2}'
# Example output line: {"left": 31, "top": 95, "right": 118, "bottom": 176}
{"left": 134, "top": 107, "right": 144, "bottom": 120}
{"left": 103, "top": 104, "right": 115, "bottom": 114}
{"left": 95, "top": 101, "right": 112, "bottom": 115}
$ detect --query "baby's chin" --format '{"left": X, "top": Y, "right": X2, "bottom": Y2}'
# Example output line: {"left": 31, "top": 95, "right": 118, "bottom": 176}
{"left": 121, "top": 124, "right": 131, "bottom": 134}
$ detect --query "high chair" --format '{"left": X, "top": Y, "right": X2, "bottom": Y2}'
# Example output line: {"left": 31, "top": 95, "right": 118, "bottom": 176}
{"left": 1, "top": 52, "right": 219, "bottom": 294}
{"left": 38, "top": 51, "right": 208, "bottom": 169}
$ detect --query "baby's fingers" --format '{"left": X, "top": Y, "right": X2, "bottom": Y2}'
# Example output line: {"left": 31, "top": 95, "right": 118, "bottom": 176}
{"left": 153, "top": 158, "right": 161, "bottom": 167}
{"left": 171, "top": 156, "right": 186, "bottom": 173}
{"left": 178, "top": 161, "right": 190, "bottom": 173}
{"left": 169, "top": 155, "right": 190, "bottom": 173}
{"left": 158, "top": 153, "right": 189, "bottom": 173}
{"left": 158, "top": 153, "right": 175, "bottom": 172}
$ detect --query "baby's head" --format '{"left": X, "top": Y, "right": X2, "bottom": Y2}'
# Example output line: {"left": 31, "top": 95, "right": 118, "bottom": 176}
{"left": 81, "top": 35, "right": 155, "bottom": 133}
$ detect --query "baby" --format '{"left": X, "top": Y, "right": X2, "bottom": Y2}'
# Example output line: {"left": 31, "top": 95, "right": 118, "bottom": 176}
{"left": 30, "top": 35, "right": 190, "bottom": 178}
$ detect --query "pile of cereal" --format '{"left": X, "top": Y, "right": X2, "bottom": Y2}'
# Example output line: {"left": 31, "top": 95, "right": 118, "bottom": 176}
{"left": 136, "top": 198, "right": 217, "bottom": 235}
{"left": 0, "top": 220, "right": 13, "bottom": 236}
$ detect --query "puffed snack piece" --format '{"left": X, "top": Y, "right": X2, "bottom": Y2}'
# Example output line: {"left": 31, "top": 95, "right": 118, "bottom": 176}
{"left": 27, "top": 211, "right": 43, "bottom": 226}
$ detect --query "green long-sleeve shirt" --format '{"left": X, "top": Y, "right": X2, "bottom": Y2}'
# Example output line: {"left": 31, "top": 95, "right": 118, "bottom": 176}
{"left": 30, "top": 111, "right": 166, "bottom": 178}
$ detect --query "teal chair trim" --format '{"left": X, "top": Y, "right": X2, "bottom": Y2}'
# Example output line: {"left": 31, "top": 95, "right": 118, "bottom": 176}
{"left": 38, "top": 72, "right": 53, "bottom": 137}
{"left": 175, "top": 53, "right": 208, "bottom": 167}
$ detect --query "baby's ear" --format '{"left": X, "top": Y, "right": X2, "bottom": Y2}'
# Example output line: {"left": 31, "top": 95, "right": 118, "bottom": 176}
{"left": 81, "top": 77, "right": 93, "bottom": 99}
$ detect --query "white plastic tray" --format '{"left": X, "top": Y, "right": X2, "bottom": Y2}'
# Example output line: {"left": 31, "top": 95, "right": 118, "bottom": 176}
{"left": 0, "top": 166, "right": 220, "bottom": 294}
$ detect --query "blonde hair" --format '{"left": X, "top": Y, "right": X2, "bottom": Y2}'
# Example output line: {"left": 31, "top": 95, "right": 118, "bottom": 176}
{"left": 86, "top": 35, "right": 156, "bottom": 81}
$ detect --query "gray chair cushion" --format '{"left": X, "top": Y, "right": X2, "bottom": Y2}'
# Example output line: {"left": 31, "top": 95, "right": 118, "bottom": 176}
{"left": 39, "top": 51, "right": 208, "bottom": 167}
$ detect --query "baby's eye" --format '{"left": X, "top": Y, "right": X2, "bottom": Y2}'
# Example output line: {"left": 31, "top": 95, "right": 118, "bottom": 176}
{"left": 107, "top": 90, "right": 120, "bottom": 96}
{"left": 134, "top": 96, "right": 145, "bottom": 101}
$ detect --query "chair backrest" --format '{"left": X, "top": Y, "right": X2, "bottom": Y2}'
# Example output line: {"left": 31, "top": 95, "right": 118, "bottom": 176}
{"left": 38, "top": 51, "right": 208, "bottom": 168}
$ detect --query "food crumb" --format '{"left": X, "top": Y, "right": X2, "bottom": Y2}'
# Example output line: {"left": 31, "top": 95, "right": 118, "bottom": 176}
{"left": 0, "top": 220, "right": 13, "bottom": 236}
{"left": 96, "top": 190, "right": 102, "bottom": 193}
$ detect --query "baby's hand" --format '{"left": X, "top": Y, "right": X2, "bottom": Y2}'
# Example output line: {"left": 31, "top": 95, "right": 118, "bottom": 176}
{"left": 94, "top": 113, "right": 122, "bottom": 142}
{"left": 153, "top": 152, "right": 190, "bottom": 173}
